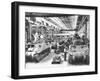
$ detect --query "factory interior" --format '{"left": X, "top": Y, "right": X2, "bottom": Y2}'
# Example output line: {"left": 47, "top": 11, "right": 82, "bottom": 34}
{"left": 25, "top": 12, "right": 90, "bottom": 67}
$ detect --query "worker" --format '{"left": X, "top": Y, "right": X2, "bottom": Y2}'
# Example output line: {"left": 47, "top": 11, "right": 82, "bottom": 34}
{"left": 64, "top": 47, "right": 68, "bottom": 61}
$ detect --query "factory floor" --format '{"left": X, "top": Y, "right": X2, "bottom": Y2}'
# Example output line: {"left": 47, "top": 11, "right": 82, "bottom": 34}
{"left": 25, "top": 51, "right": 72, "bottom": 69}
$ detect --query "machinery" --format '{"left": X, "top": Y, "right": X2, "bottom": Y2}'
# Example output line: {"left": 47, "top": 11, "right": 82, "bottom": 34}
{"left": 68, "top": 39, "right": 89, "bottom": 65}
{"left": 52, "top": 56, "right": 62, "bottom": 64}
{"left": 32, "top": 48, "right": 50, "bottom": 63}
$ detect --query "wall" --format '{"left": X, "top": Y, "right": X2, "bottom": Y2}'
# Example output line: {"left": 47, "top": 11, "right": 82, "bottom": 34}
{"left": 0, "top": 0, "right": 99, "bottom": 81}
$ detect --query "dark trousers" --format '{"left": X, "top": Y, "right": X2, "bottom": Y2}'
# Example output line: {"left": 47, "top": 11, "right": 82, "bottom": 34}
{"left": 64, "top": 52, "right": 67, "bottom": 61}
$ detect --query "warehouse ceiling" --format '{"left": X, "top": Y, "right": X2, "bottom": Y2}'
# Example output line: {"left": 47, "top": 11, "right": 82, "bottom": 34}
{"left": 43, "top": 16, "right": 78, "bottom": 29}
{"left": 26, "top": 12, "right": 89, "bottom": 31}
